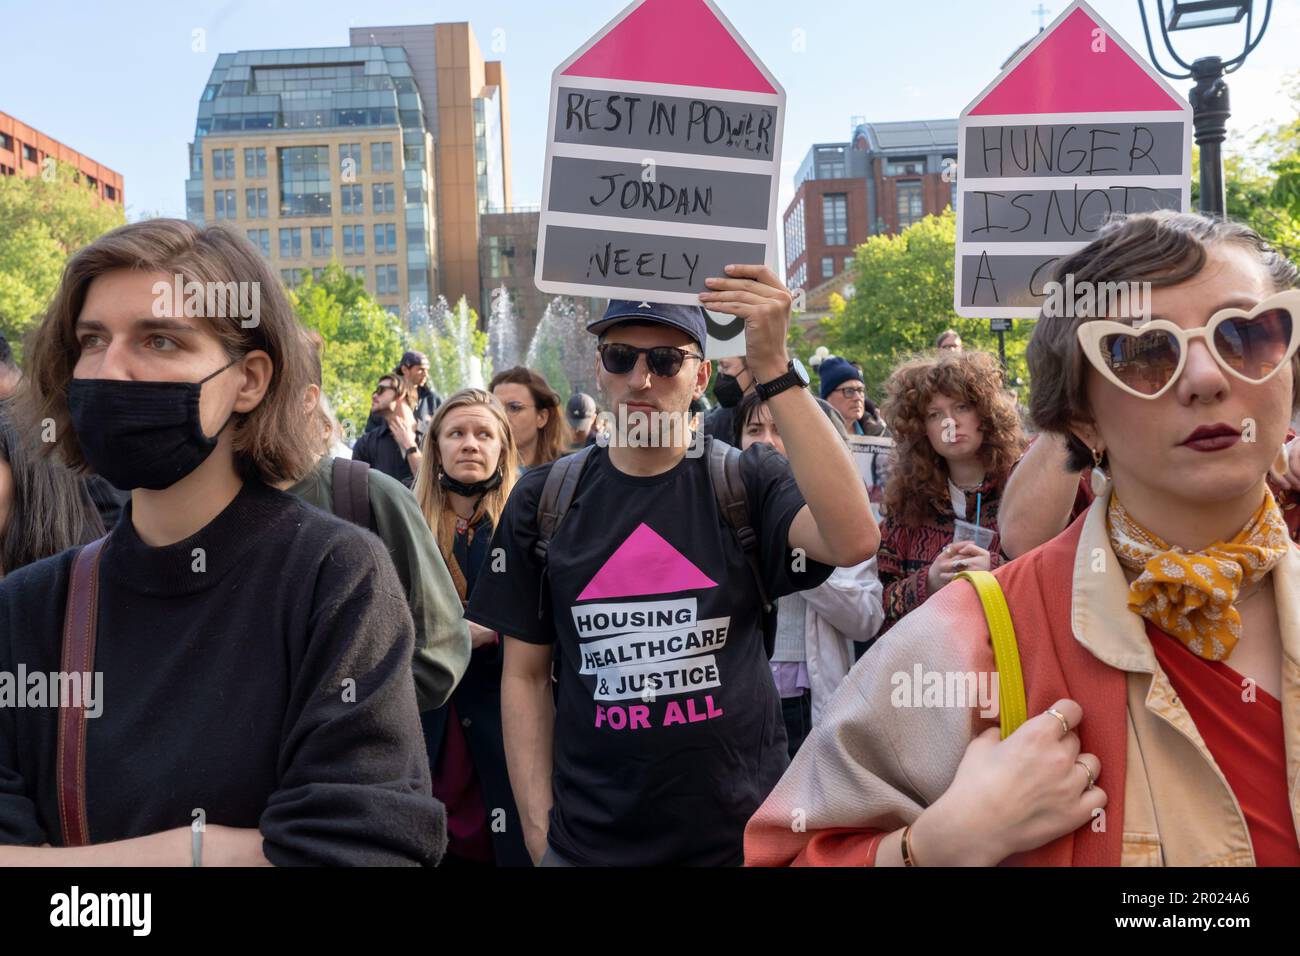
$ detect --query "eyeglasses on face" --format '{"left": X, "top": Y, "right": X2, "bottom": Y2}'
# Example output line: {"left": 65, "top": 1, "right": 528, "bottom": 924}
{"left": 597, "top": 343, "right": 704, "bottom": 378}
{"left": 1076, "top": 290, "right": 1300, "bottom": 400}
{"left": 503, "top": 401, "right": 536, "bottom": 415}
{"left": 835, "top": 385, "right": 867, "bottom": 399}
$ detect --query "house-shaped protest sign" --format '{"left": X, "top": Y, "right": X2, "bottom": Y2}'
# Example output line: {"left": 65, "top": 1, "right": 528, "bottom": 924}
{"left": 954, "top": 0, "right": 1193, "bottom": 318}
{"left": 535, "top": 0, "right": 786, "bottom": 356}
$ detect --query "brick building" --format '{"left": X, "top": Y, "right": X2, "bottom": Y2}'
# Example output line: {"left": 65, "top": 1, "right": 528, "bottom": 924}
{"left": 0, "top": 111, "right": 123, "bottom": 205}
{"left": 783, "top": 119, "right": 957, "bottom": 308}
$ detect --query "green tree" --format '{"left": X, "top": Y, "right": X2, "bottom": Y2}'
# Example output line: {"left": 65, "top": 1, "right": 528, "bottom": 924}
{"left": 0, "top": 160, "right": 125, "bottom": 358}
{"left": 1216, "top": 74, "right": 1300, "bottom": 261}
{"left": 819, "top": 209, "right": 1031, "bottom": 400}
{"left": 289, "top": 263, "right": 405, "bottom": 438}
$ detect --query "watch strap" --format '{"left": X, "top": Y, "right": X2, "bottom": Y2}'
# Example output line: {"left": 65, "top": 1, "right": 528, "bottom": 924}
{"left": 756, "top": 361, "right": 800, "bottom": 401}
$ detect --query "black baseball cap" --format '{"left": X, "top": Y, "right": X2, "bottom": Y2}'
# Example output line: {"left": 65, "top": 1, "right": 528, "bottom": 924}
{"left": 566, "top": 392, "right": 597, "bottom": 423}
{"left": 587, "top": 300, "right": 708, "bottom": 354}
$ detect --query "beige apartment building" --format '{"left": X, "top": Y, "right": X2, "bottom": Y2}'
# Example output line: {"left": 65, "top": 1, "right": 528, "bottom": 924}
{"left": 186, "top": 23, "right": 510, "bottom": 322}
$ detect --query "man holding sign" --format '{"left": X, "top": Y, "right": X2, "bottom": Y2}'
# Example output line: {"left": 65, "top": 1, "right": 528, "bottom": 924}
{"left": 466, "top": 265, "right": 878, "bottom": 866}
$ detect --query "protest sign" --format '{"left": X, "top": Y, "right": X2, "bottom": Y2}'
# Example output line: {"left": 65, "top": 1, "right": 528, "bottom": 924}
{"left": 954, "top": 0, "right": 1193, "bottom": 318}
{"left": 848, "top": 435, "right": 894, "bottom": 521}
{"left": 536, "top": 0, "right": 786, "bottom": 357}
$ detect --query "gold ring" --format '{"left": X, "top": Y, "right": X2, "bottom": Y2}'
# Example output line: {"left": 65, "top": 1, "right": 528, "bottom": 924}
{"left": 1075, "top": 759, "right": 1096, "bottom": 791}
{"left": 1046, "top": 707, "right": 1071, "bottom": 738}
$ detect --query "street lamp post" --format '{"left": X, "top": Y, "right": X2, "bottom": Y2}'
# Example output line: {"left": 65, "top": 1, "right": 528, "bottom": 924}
{"left": 1137, "top": 0, "right": 1274, "bottom": 218}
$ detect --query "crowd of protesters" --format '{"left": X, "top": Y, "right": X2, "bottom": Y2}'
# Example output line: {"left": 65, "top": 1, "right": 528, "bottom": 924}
{"left": 1, "top": 208, "right": 1300, "bottom": 868}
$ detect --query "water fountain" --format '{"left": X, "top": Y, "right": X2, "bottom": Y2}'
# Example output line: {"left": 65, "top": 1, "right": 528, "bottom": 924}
{"left": 486, "top": 284, "right": 521, "bottom": 375}
{"left": 413, "top": 294, "right": 486, "bottom": 397}
{"left": 522, "top": 296, "right": 600, "bottom": 402}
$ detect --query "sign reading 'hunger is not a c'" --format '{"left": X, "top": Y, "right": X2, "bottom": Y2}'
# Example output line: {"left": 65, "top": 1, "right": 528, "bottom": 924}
{"left": 953, "top": 0, "right": 1192, "bottom": 319}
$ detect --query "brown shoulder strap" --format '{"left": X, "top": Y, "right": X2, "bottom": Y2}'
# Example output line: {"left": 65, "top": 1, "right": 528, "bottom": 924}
{"left": 57, "top": 534, "right": 108, "bottom": 848}
{"left": 332, "top": 457, "right": 372, "bottom": 530}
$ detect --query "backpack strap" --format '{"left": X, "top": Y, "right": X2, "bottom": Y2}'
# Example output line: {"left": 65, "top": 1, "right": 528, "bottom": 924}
{"left": 332, "top": 457, "right": 373, "bottom": 531}
{"left": 535, "top": 447, "right": 596, "bottom": 620}
{"left": 707, "top": 437, "right": 772, "bottom": 613}
{"left": 955, "top": 570, "right": 1028, "bottom": 739}
{"left": 535, "top": 447, "right": 595, "bottom": 564}
{"left": 58, "top": 534, "right": 109, "bottom": 847}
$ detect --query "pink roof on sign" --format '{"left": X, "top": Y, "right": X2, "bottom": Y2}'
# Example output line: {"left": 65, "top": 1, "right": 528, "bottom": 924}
{"left": 561, "top": 0, "right": 776, "bottom": 94}
{"left": 969, "top": 6, "right": 1183, "bottom": 115}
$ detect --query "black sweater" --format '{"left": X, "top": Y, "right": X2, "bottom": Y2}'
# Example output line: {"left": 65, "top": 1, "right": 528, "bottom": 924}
{"left": 0, "top": 479, "right": 444, "bottom": 865}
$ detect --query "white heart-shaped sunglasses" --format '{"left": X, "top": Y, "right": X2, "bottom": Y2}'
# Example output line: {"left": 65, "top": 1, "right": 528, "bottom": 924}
{"left": 1075, "top": 290, "right": 1300, "bottom": 400}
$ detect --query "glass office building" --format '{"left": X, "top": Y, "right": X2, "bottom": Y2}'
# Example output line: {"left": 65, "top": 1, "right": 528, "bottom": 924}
{"left": 185, "top": 44, "right": 437, "bottom": 317}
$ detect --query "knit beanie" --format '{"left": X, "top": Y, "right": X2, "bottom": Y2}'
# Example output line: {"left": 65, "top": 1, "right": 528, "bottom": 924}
{"left": 818, "top": 356, "right": 864, "bottom": 400}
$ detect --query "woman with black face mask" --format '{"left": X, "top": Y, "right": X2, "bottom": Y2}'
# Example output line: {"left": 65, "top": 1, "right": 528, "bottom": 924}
{"left": 412, "top": 388, "right": 531, "bottom": 866}
{"left": 0, "top": 220, "right": 443, "bottom": 866}
{"left": 703, "top": 356, "right": 754, "bottom": 444}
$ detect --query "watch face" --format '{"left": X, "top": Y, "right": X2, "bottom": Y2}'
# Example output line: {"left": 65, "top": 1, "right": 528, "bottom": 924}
{"left": 791, "top": 358, "right": 810, "bottom": 387}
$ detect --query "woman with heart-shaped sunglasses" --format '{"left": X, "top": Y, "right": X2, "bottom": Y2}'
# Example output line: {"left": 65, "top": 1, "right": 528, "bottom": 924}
{"left": 746, "top": 211, "right": 1300, "bottom": 868}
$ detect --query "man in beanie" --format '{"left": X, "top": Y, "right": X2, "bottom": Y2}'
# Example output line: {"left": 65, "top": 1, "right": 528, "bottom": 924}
{"left": 466, "top": 269, "right": 879, "bottom": 867}
{"left": 819, "top": 356, "right": 889, "bottom": 437}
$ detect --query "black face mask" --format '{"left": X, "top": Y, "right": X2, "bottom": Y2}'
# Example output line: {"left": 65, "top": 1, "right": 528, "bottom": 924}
{"left": 439, "top": 468, "right": 503, "bottom": 499}
{"left": 713, "top": 372, "right": 745, "bottom": 409}
{"left": 67, "top": 359, "right": 238, "bottom": 491}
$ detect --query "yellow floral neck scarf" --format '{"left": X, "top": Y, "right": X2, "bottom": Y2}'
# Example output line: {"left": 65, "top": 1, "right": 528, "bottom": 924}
{"left": 1107, "top": 489, "right": 1290, "bottom": 661}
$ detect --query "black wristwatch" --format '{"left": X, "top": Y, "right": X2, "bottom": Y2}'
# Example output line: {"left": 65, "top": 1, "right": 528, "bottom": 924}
{"left": 755, "top": 358, "right": 810, "bottom": 401}
{"left": 404, "top": 445, "right": 419, "bottom": 458}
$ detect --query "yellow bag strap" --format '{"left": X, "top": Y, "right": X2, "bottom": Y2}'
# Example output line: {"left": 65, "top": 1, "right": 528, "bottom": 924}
{"left": 955, "top": 570, "right": 1027, "bottom": 739}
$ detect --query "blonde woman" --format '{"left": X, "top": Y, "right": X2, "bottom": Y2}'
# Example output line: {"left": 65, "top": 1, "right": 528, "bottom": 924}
{"left": 412, "top": 389, "right": 529, "bottom": 866}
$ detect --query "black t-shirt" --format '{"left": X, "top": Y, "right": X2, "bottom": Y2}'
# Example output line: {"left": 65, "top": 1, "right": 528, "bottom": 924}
{"left": 466, "top": 442, "right": 832, "bottom": 866}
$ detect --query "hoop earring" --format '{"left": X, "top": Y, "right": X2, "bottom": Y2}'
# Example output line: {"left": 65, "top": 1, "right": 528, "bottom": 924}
{"left": 1090, "top": 446, "right": 1111, "bottom": 498}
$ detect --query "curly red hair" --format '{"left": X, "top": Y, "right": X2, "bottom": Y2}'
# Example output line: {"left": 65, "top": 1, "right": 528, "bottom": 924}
{"left": 882, "top": 351, "right": 1025, "bottom": 525}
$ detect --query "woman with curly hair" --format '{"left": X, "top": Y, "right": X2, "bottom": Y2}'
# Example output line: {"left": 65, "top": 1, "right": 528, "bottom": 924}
{"left": 874, "top": 350, "right": 1025, "bottom": 638}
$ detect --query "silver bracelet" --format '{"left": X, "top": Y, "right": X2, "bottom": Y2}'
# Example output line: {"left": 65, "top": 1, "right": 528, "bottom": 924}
{"left": 192, "top": 825, "right": 203, "bottom": 867}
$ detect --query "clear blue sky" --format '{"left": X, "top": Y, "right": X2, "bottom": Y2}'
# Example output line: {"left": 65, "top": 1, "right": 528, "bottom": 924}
{"left": 4, "top": 0, "right": 1296, "bottom": 221}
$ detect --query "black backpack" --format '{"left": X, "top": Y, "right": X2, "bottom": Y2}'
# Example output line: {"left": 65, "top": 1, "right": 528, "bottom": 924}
{"left": 533, "top": 436, "right": 778, "bottom": 657}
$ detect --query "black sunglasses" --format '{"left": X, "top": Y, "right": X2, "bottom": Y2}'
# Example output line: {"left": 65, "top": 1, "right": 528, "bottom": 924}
{"left": 597, "top": 343, "right": 704, "bottom": 378}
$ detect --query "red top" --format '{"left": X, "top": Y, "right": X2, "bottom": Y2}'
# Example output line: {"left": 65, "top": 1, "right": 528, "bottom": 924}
{"left": 1148, "top": 622, "right": 1300, "bottom": 866}
{"left": 430, "top": 700, "right": 495, "bottom": 863}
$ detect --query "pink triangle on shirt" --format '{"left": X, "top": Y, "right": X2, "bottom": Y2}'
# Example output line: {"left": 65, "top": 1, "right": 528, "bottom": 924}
{"left": 562, "top": 0, "right": 777, "bottom": 95}
{"left": 577, "top": 522, "right": 717, "bottom": 601}
{"left": 969, "top": 6, "right": 1183, "bottom": 116}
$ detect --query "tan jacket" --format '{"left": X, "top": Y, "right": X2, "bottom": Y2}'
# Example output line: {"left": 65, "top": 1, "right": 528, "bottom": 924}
{"left": 745, "top": 491, "right": 1300, "bottom": 866}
